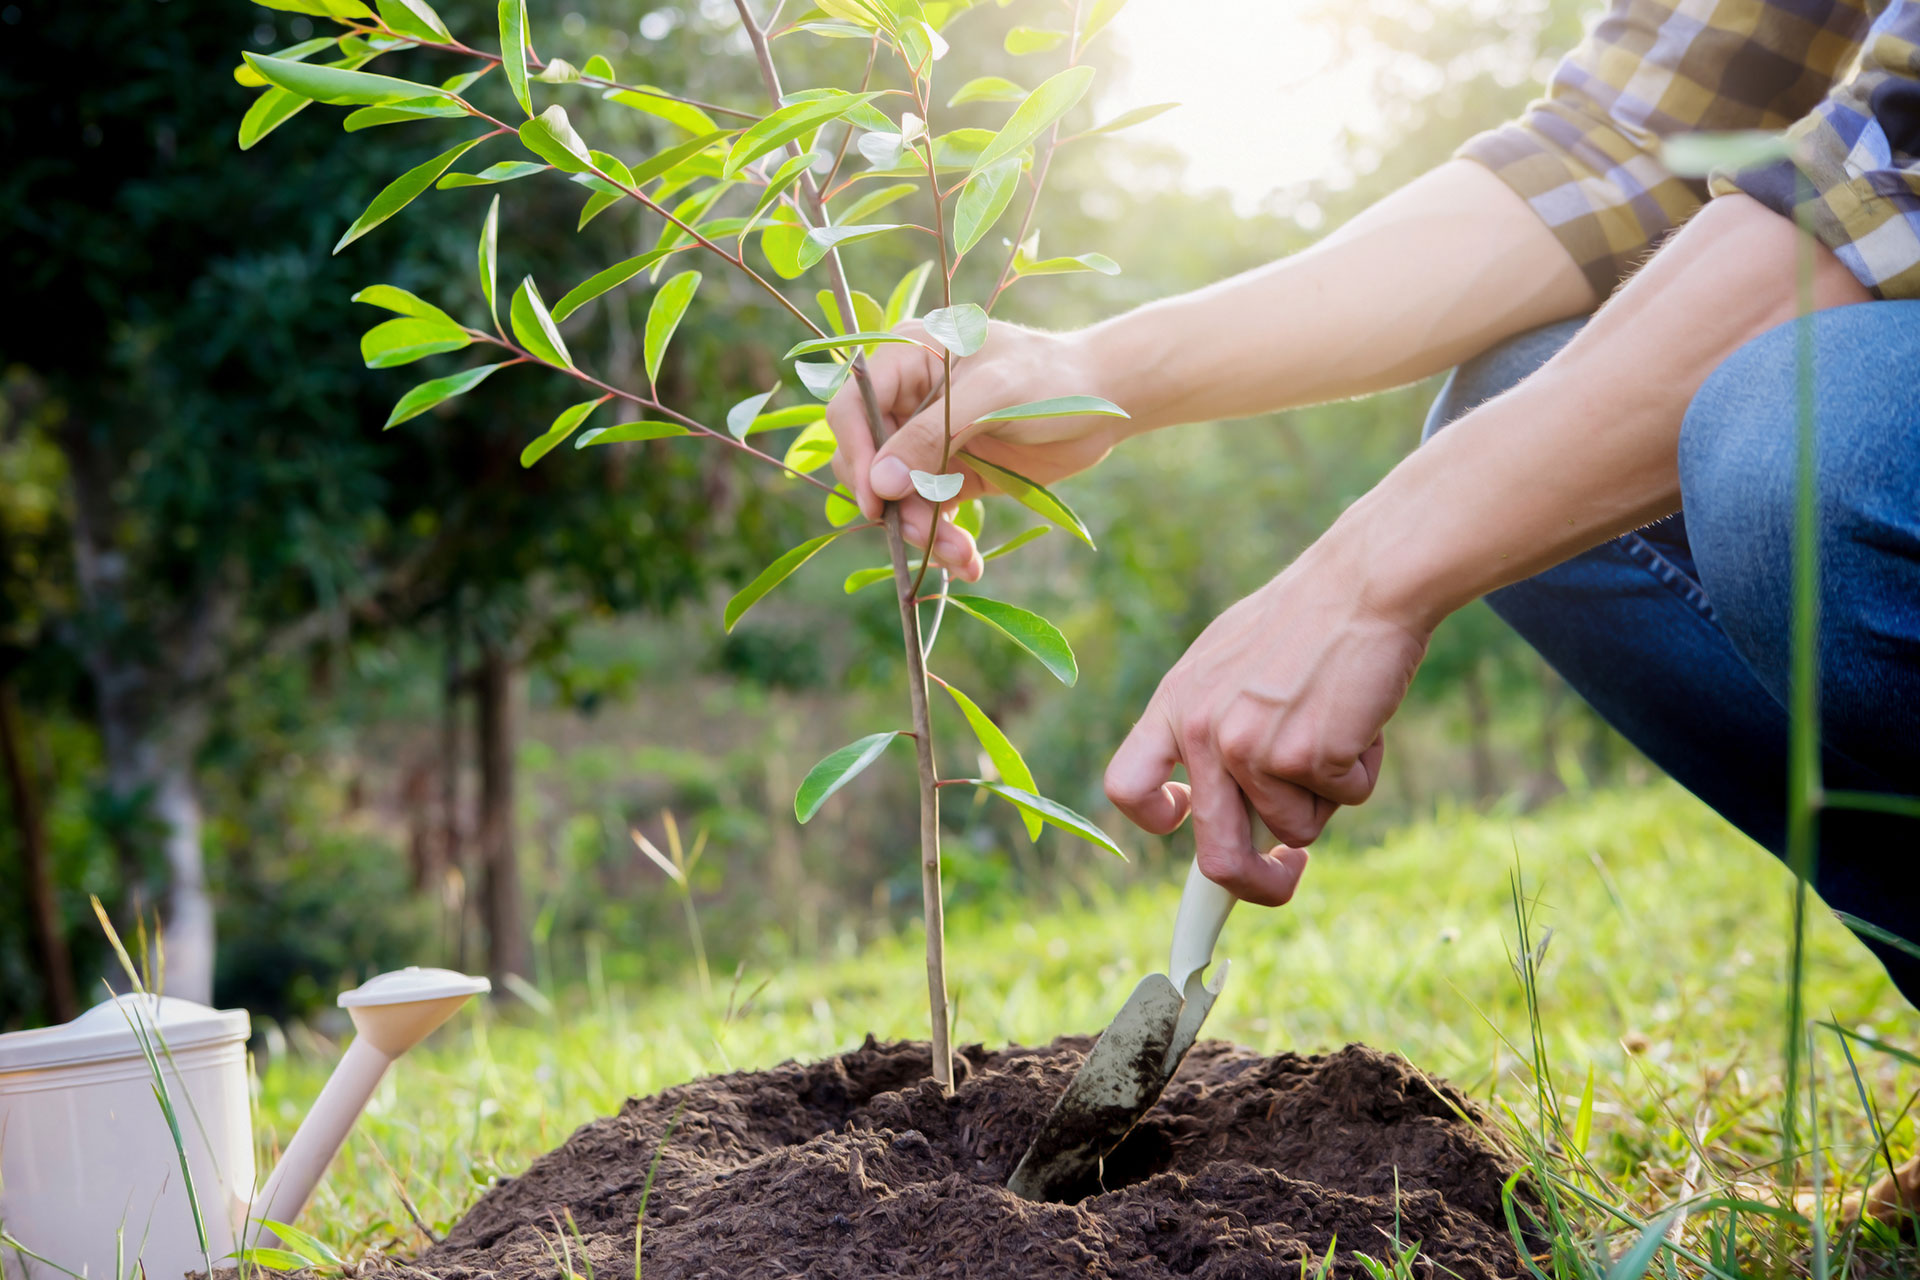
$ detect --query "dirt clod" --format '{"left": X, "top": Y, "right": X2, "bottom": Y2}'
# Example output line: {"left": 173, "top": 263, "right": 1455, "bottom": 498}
{"left": 382, "top": 1038, "right": 1526, "bottom": 1279}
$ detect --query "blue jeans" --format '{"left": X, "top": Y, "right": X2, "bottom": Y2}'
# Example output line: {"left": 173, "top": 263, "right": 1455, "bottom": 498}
{"left": 1423, "top": 303, "right": 1920, "bottom": 1003}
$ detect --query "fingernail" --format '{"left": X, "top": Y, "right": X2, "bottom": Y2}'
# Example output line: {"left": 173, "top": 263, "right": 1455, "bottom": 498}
{"left": 872, "top": 457, "right": 911, "bottom": 499}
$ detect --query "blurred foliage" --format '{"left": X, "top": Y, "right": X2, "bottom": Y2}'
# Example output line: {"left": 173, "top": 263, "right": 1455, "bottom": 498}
{"left": 0, "top": 0, "right": 1641, "bottom": 1026}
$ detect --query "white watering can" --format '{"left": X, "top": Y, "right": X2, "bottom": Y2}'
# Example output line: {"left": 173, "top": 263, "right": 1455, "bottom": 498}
{"left": 0, "top": 966, "right": 488, "bottom": 1278}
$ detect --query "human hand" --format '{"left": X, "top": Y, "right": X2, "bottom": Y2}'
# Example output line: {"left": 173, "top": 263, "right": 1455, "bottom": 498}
{"left": 824, "top": 319, "right": 1135, "bottom": 580}
{"left": 1102, "top": 539, "right": 1428, "bottom": 906}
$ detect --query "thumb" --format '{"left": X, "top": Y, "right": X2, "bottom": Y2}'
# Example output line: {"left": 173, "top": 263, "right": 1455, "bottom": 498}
{"left": 870, "top": 401, "right": 962, "bottom": 503}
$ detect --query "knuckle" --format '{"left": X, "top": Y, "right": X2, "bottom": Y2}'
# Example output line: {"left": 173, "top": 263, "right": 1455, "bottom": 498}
{"left": 1194, "top": 848, "right": 1242, "bottom": 887}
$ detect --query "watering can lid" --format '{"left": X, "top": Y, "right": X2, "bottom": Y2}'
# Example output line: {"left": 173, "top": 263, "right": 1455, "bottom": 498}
{"left": 338, "top": 966, "right": 490, "bottom": 1009}
{"left": 0, "top": 992, "right": 249, "bottom": 1073}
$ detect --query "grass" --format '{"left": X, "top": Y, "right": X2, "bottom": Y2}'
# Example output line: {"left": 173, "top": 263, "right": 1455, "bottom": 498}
{"left": 252, "top": 781, "right": 1915, "bottom": 1271}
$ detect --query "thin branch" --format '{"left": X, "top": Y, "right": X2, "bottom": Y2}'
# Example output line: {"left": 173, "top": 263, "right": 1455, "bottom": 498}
{"left": 989, "top": 0, "right": 1088, "bottom": 306}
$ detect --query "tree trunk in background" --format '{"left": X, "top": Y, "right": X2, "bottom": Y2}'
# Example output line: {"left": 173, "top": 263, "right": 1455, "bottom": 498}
{"left": 0, "top": 679, "right": 77, "bottom": 1022}
{"left": 1462, "top": 662, "right": 1497, "bottom": 803}
{"left": 476, "top": 642, "right": 528, "bottom": 989}
{"left": 154, "top": 761, "right": 214, "bottom": 1001}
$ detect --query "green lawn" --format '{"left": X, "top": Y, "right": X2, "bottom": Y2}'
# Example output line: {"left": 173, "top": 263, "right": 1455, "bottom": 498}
{"left": 258, "top": 782, "right": 1915, "bottom": 1267}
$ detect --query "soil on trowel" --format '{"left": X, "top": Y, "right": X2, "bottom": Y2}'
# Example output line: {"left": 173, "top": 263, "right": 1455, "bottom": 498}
{"left": 383, "top": 1039, "right": 1528, "bottom": 1279}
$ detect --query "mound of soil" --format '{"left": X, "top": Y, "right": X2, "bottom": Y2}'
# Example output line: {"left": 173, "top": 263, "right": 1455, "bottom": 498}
{"left": 391, "top": 1038, "right": 1526, "bottom": 1279}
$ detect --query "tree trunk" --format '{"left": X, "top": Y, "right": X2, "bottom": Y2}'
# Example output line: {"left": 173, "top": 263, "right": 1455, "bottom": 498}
{"left": 155, "top": 760, "right": 214, "bottom": 1002}
{"left": 0, "top": 678, "right": 77, "bottom": 1022}
{"left": 475, "top": 642, "right": 528, "bottom": 989}
{"left": 1461, "top": 662, "right": 1498, "bottom": 803}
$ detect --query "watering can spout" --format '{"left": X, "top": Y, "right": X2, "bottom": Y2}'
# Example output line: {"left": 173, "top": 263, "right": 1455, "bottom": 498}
{"left": 252, "top": 968, "right": 489, "bottom": 1235}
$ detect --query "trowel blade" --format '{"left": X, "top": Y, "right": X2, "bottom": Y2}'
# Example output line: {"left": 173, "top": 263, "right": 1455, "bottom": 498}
{"left": 1005, "top": 972, "right": 1185, "bottom": 1203}
{"left": 1162, "top": 959, "right": 1228, "bottom": 1079}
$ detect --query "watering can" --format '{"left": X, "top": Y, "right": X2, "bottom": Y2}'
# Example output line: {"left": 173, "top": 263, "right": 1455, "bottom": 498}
{"left": 0, "top": 966, "right": 488, "bottom": 1277}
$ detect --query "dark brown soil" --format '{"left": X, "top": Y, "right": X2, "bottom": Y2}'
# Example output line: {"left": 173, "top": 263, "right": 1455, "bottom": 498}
{"left": 388, "top": 1038, "right": 1528, "bottom": 1279}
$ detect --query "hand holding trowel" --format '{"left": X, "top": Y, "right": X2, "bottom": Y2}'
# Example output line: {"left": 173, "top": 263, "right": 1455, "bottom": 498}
{"left": 1007, "top": 797, "right": 1275, "bottom": 1202}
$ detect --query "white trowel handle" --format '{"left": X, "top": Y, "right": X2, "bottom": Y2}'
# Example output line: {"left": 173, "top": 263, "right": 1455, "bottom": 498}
{"left": 1167, "top": 795, "right": 1264, "bottom": 991}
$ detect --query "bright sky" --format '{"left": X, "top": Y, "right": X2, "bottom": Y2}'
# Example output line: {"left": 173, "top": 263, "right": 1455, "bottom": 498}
{"left": 1105, "top": 0, "right": 1385, "bottom": 212}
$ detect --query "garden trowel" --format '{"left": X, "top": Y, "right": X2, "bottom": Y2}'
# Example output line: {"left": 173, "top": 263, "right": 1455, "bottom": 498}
{"left": 1007, "top": 837, "right": 1241, "bottom": 1202}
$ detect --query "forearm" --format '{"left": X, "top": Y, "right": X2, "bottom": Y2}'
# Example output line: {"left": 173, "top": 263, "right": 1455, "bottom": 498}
{"left": 1334, "top": 195, "right": 1873, "bottom": 630}
{"left": 1080, "top": 160, "right": 1598, "bottom": 432}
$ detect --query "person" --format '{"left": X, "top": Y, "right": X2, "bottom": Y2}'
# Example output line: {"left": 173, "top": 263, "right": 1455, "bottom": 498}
{"left": 826, "top": 0, "right": 1920, "bottom": 1012}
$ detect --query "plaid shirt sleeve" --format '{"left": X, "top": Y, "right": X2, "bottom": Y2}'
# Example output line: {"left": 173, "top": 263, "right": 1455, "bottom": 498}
{"left": 1458, "top": 0, "right": 1874, "bottom": 298}
{"left": 1710, "top": 5, "right": 1920, "bottom": 298}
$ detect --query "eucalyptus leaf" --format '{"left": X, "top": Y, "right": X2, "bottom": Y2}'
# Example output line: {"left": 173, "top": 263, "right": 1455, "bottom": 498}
{"left": 724, "top": 531, "right": 842, "bottom": 631}
{"left": 643, "top": 270, "right": 701, "bottom": 388}
{"left": 345, "top": 98, "right": 468, "bottom": 130}
{"left": 973, "top": 395, "right": 1127, "bottom": 423}
{"left": 952, "top": 158, "right": 1019, "bottom": 256}
{"left": 742, "top": 404, "right": 826, "bottom": 435}
{"left": 983, "top": 526, "right": 1049, "bottom": 560}
{"left": 1012, "top": 249, "right": 1120, "bottom": 277}
{"left": 826, "top": 485, "right": 861, "bottom": 525}
{"left": 631, "top": 130, "right": 736, "bottom": 187}
{"left": 239, "top": 86, "right": 315, "bottom": 150}
{"left": 360, "top": 316, "right": 471, "bottom": 367}
{"left": 784, "top": 331, "right": 920, "bottom": 359}
{"left": 948, "top": 75, "right": 1025, "bottom": 107}
{"left": 940, "top": 682, "right": 1040, "bottom": 837}
{"left": 723, "top": 91, "right": 881, "bottom": 178}
{"left": 795, "top": 731, "right": 902, "bottom": 822}
{"left": 607, "top": 87, "right": 720, "bottom": 135}
{"left": 576, "top": 421, "right": 693, "bottom": 447}
{"left": 352, "top": 284, "right": 455, "bottom": 325}
{"left": 534, "top": 57, "right": 580, "bottom": 83}
{"left": 242, "top": 51, "right": 449, "bottom": 105}
{"left": 335, "top": 135, "right": 487, "bottom": 253}
{"left": 947, "top": 595, "right": 1077, "bottom": 685}
{"left": 798, "top": 222, "right": 906, "bottom": 270}
{"left": 478, "top": 194, "right": 500, "bottom": 324}
{"left": 1080, "top": 0, "right": 1129, "bottom": 47}
{"left": 781, "top": 420, "right": 837, "bottom": 473}
{"left": 795, "top": 359, "right": 851, "bottom": 401}
{"left": 438, "top": 159, "right": 548, "bottom": 188}
{"left": 233, "top": 36, "right": 337, "bottom": 87}
{"left": 519, "top": 104, "right": 593, "bottom": 173}
{"left": 384, "top": 362, "right": 508, "bottom": 428}
{"left": 375, "top": 0, "right": 451, "bottom": 41}
{"left": 857, "top": 132, "right": 905, "bottom": 169}
{"left": 509, "top": 277, "right": 572, "bottom": 367}
{"left": 760, "top": 222, "right": 808, "bottom": 279}
{"left": 835, "top": 182, "right": 917, "bottom": 227}
{"left": 844, "top": 565, "right": 897, "bottom": 593}
{"left": 921, "top": 304, "right": 988, "bottom": 356}
{"left": 520, "top": 397, "right": 604, "bottom": 466}
{"left": 1003, "top": 26, "right": 1068, "bottom": 54}
{"left": 1079, "top": 101, "right": 1177, "bottom": 138}
{"left": 550, "top": 250, "right": 673, "bottom": 322}
{"left": 498, "top": 0, "right": 532, "bottom": 116}
{"left": 971, "top": 781, "right": 1122, "bottom": 855}
{"left": 961, "top": 454, "right": 1094, "bottom": 546}
{"left": 910, "top": 470, "right": 964, "bottom": 502}
{"left": 738, "top": 153, "right": 815, "bottom": 243}
{"left": 885, "top": 261, "right": 933, "bottom": 325}
{"left": 726, "top": 386, "right": 780, "bottom": 439}
{"left": 581, "top": 54, "right": 614, "bottom": 80}
{"left": 973, "top": 66, "right": 1094, "bottom": 175}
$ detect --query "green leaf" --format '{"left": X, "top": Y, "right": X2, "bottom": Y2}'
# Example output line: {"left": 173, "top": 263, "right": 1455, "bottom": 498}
{"left": 947, "top": 595, "right": 1077, "bottom": 685}
{"left": 974, "top": 395, "right": 1127, "bottom": 423}
{"left": 576, "top": 420, "right": 692, "bottom": 448}
{"left": 940, "top": 682, "right": 1040, "bottom": 837}
{"left": 384, "top": 362, "right": 509, "bottom": 428}
{"left": 742, "top": 404, "right": 825, "bottom": 436}
{"left": 948, "top": 75, "right": 1026, "bottom": 107}
{"left": 239, "top": 86, "right": 314, "bottom": 150}
{"left": 797, "top": 222, "right": 905, "bottom": 270}
{"left": 973, "top": 66, "right": 1094, "bottom": 176}
{"left": 607, "top": 87, "right": 719, "bottom": 135}
{"left": 630, "top": 129, "right": 736, "bottom": 187}
{"left": 352, "top": 284, "right": 455, "bottom": 325}
{"left": 792, "top": 19, "right": 874, "bottom": 38}
{"left": 335, "top": 135, "right": 487, "bottom": 253}
{"left": 243, "top": 51, "right": 449, "bottom": 105}
{"left": 581, "top": 54, "right": 614, "bottom": 80}
{"left": 1080, "top": 101, "right": 1177, "bottom": 138}
{"left": 954, "top": 497, "right": 984, "bottom": 538}
{"left": 1571, "top": 1064, "right": 1595, "bottom": 1155}
{"left": 795, "top": 731, "right": 902, "bottom": 822}
{"left": 253, "top": 1220, "right": 344, "bottom": 1268}
{"left": 1012, "top": 249, "right": 1120, "bottom": 277}
{"left": 376, "top": 0, "right": 451, "bottom": 40}
{"left": 826, "top": 485, "right": 861, "bottom": 525}
{"left": 739, "top": 153, "right": 815, "bottom": 243}
{"left": 761, "top": 223, "right": 808, "bottom": 279}
{"left": 784, "top": 331, "right": 920, "bottom": 359}
{"left": 478, "top": 194, "right": 500, "bottom": 325}
{"left": 952, "top": 158, "right": 1019, "bottom": 256}
{"left": 725, "top": 531, "right": 842, "bottom": 631}
{"left": 510, "top": 277, "right": 572, "bottom": 367}
{"left": 1605, "top": 1212, "right": 1678, "bottom": 1280}
{"left": 844, "top": 565, "right": 896, "bottom": 593}
{"left": 726, "top": 386, "right": 780, "bottom": 439}
{"left": 921, "top": 304, "right": 987, "bottom": 357}
{"left": 1080, "top": 0, "right": 1128, "bottom": 48}
{"left": 534, "top": 57, "right": 580, "bottom": 83}
{"left": 1003, "top": 26, "right": 1068, "bottom": 54}
{"left": 233, "top": 36, "right": 337, "bottom": 87}
{"left": 885, "top": 261, "right": 933, "bottom": 326}
{"left": 551, "top": 249, "right": 673, "bottom": 322}
{"left": 794, "top": 360, "right": 851, "bottom": 401}
{"left": 970, "top": 781, "right": 1122, "bottom": 855}
{"left": 983, "top": 526, "right": 1048, "bottom": 561}
{"left": 787, "top": 87, "right": 895, "bottom": 134}
{"left": 345, "top": 98, "right": 469, "bottom": 130}
{"left": 361, "top": 317, "right": 471, "bottom": 367}
{"left": 816, "top": 288, "right": 885, "bottom": 336}
{"left": 253, "top": 0, "right": 373, "bottom": 15}
{"left": 236, "top": 1248, "right": 316, "bottom": 1270}
{"left": 519, "top": 104, "right": 593, "bottom": 173}
{"left": 521, "top": 397, "right": 604, "bottom": 466}
{"left": 835, "top": 182, "right": 917, "bottom": 227}
{"left": 651, "top": 181, "right": 732, "bottom": 253}
{"left": 498, "top": 0, "right": 532, "bottom": 117}
{"left": 723, "top": 91, "right": 881, "bottom": 178}
{"left": 442, "top": 68, "right": 488, "bottom": 93}
{"left": 577, "top": 187, "right": 621, "bottom": 230}
{"left": 961, "top": 453, "right": 1094, "bottom": 547}
{"left": 438, "top": 159, "right": 548, "bottom": 187}
{"left": 910, "top": 470, "right": 964, "bottom": 502}
{"left": 643, "top": 270, "right": 700, "bottom": 388}
{"left": 781, "top": 420, "right": 836, "bottom": 473}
